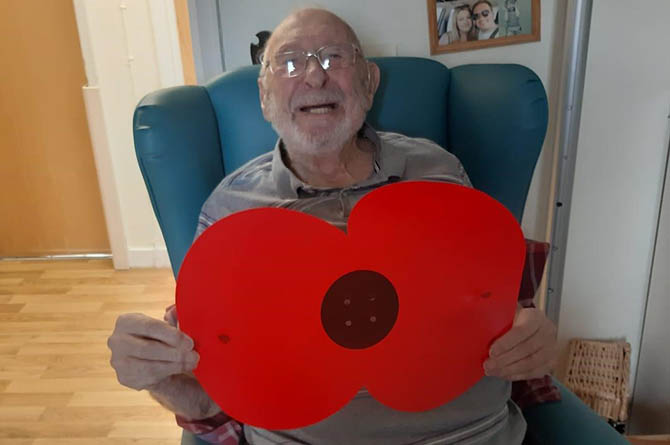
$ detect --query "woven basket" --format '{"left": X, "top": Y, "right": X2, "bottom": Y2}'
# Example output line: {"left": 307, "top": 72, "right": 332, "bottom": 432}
{"left": 564, "top": 339, "right": 631, "bottom": 422}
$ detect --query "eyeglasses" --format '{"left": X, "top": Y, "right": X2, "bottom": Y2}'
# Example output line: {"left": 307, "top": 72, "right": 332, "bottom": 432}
{"left": 262, "top": 43, "right": 360, "bottom": 78}
{"left": 472, "top": 10, "right": 491, "bottom": 20}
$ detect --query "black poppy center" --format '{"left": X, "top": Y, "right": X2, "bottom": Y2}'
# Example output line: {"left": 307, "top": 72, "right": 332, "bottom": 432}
{"left": 321, "top": 270, "right": 399, "bottom": 350}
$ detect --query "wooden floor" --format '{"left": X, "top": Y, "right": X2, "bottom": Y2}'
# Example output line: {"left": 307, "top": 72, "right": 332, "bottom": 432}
{"left": 629, "top": 436, "right": 670, "bottom": 445}
{"left": 0, "top": 259, "right": 183, "bottom": 444}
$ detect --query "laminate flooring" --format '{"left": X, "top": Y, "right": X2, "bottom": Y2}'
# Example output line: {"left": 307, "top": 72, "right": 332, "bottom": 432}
{"left": 0, "top": 259, "right": 183, "bottom": 444}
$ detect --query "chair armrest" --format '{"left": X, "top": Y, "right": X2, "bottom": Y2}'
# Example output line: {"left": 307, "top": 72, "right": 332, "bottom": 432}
{"left": 134, "top": 86, "right": 225, "bottom": 276}
{"left": 523, "top": 378, "right": 630, "bottom": 445}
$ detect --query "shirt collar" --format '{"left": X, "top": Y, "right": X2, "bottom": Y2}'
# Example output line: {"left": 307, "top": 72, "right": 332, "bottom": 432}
{"left": 271, "top": 123, "right": 406, "bottom": 198}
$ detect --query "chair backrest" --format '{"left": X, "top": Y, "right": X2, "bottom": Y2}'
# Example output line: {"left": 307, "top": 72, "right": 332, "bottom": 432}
{"left": 134, "top": 57, "right": 548, "bottom": 276}
{"left": 206, "top": 57, "right": 453, "bottom": 175}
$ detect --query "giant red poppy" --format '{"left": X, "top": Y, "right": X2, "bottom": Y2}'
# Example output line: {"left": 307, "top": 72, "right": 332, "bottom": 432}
{"left": 177, "top": 181, "right": 525, "bottom": 430}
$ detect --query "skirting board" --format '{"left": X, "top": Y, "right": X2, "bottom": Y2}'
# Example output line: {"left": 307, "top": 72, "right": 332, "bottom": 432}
{"left": 127, "top": 247, "right": 172, "bottom": 269}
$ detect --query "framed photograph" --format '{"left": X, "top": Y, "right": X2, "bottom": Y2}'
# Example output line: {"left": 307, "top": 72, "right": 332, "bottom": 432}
{"left": 427, "top": 0, "right": 540, "bottom": 54}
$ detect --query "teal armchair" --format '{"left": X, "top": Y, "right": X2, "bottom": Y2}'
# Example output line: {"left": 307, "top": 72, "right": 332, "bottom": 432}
{"left": 133, "top": 57, "right": 628, "bottom": 445}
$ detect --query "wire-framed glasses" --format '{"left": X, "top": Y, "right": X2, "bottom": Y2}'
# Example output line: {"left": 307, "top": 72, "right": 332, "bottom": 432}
{"left": 262, "top": 43, "right": 360, "bottom": 78}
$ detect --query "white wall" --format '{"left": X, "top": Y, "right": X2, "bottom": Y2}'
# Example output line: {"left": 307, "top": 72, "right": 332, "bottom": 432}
{"left": 73, "top": 0, "right": 184, "bottom": 268}
{"left": 218, "top": 0, "right": 566, "bottom": 240}
{"left": 188, "top": 0, "right": 226, "bottom": 83}
{"left": 557, "top": 0, "right": 670, "bottom": 386}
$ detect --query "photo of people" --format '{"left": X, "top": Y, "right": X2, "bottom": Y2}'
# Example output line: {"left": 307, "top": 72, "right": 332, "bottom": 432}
{"left": 430, "top": 0, "right": 539, "bottom": 53}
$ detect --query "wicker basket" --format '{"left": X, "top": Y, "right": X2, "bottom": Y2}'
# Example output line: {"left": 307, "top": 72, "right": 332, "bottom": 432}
{"left": 564, "top": 339, "right": 631, "bottom": 422}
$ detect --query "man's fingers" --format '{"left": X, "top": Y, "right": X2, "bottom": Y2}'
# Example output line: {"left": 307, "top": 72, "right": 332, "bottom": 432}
{"left": 486, "top": 343, "right": 558, "bottom": 380}
{"left": 485, "top": 333, "right": 544, "bottom": 371}
{"left": 114, "top": 357, "right": 198, "bottom": 390}
{"left": 108, "top": 313, "right": 199, "bottom": 392}
{"left": 487, "top": 319, "right": 556, "bottom": 369}
{"left": 486, "top": 349, "right": 552, "bottom": 381}
{"left": 115, "top": 313, "right": 193, "bottom": 349}
{"left": 484, "top": 308, "right": 559, "bottom": 379}
{"left": 137, "top": 356, "right": 198, "bottom": 379}
{"left": 489, "top": 309, "right": 542, "bottom": 357}
{"left": 163, "top": 304, "right": 178, "bottom": 328}
{"left": 120, "top": 334, "right": 199, "bottom": 363}
{"left": 495, "top": 348, "right": 547, "bottom": 377}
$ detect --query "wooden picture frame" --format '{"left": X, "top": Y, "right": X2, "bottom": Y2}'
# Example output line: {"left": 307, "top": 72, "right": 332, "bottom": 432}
{"left": 427, "top": 0, "right": 540, "bottom": 54}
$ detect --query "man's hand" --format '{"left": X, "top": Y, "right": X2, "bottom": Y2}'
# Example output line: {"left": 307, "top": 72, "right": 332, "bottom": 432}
{"left": 108, "top": 313, "right": 199, "bottom": 391}
{"left": 483, "top": 307, "right": 558, "bottom": 381}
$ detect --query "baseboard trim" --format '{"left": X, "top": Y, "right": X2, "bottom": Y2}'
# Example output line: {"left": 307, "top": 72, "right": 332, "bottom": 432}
{"left": 127, "top": 247, "right": 171, "bottom": 268}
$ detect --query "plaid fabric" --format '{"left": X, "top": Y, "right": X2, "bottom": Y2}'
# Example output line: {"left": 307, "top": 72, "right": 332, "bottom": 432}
{"left": 176, "top": 412, "right": 243, "bottom": 444}
{"left": 518, "top": 240, "right": 551, "bottom": 308}
{"left": 511, "top": 239, "right": 562, "bottom": 409}
{"left": 176, "top": 239, "right": 560, "bottom": 443}
{"left": 512, "top": 374, "right": 562, "bottom": 409}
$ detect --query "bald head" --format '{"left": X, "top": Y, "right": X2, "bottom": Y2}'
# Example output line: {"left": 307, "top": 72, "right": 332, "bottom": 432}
{"left": 262, "top": 9, "right": 363, "bottom": 67}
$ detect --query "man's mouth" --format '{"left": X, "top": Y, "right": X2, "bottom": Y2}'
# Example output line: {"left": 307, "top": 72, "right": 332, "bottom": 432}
{"left": 298, "top": 103, "right": 338, "bottom": 114}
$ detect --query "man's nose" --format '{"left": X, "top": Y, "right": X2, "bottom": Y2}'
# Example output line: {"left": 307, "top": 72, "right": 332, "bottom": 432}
{"left": 303, "top": 56, "right": 328, "bottom": 88}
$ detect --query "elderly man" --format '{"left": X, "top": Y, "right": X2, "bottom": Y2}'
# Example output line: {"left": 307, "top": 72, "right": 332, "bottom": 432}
{"left": 108, "top": 8, "right": 557, "bottom": 445}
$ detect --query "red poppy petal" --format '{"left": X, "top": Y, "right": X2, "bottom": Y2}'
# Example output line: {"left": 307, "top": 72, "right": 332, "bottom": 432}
{"left": 177, "top": 208, "right": 360, "bottom": 429}
{"left": 178, "top": 181, "right": 526, "bottom": 428}
{"left": 348, "top": 182, "right": 525, "bottom": 411}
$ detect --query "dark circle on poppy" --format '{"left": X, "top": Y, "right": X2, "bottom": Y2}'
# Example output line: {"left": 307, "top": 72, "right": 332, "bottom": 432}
{"left": 321, "top": 270, "right": 399, "bottom": 349}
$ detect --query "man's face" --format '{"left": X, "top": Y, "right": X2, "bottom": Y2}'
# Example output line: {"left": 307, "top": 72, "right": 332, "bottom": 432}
{"left": 258, "top": 12, "right": 377, "bottom": 155}
{"left": 473, "top": 3, "right": 496, "bottom": 32}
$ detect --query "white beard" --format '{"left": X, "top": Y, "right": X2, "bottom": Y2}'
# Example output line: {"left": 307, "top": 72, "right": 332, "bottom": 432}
{"left": 264, "top": 92, "right": 368, "bottom": 157}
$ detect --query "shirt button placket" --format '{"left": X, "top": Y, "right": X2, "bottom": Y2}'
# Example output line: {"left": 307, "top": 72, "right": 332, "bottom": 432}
{"left": 338, "top": 189, "right": 348, "bottom": 218}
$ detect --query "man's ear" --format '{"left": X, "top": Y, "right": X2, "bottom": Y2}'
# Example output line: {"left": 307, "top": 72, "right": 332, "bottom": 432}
{"left": 365, "top": 61, "right": 381, "bottom": 108}
{"left": 258, "top": 76, "right": 270, "bottom": 122}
